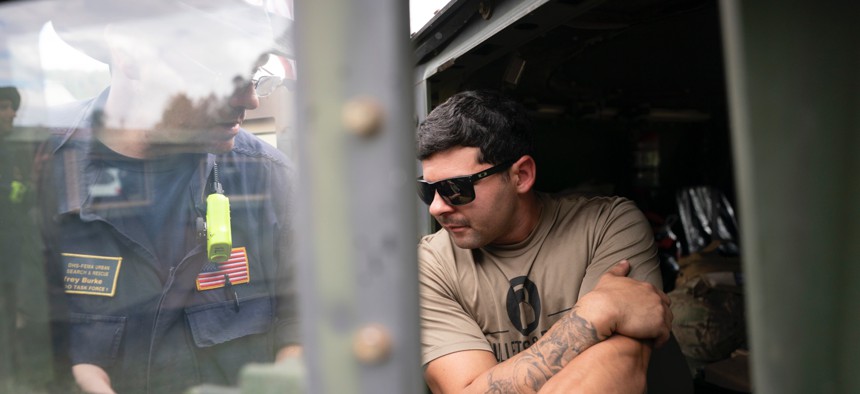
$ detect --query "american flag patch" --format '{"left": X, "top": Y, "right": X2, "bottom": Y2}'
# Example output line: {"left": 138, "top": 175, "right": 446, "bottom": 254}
{"left": 196, "top": 247, "right": 250, "bottom": 291}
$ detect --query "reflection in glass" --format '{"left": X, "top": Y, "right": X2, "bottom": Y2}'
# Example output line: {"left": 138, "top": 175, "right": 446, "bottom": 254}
{"left": 0, "top": 0, "right": 298, "bottom": 392}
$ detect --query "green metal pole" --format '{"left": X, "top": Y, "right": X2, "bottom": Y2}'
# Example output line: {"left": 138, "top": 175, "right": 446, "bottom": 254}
{"left": 720, "top": 1, "right": 860, "bottom": 392}
{"left": 293, "top": 0, "right": 422, "bottom": 393}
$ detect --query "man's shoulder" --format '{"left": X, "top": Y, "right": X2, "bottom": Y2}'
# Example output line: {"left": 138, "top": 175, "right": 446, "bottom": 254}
{"left": 418, "top": 229, "right": 467, "bottom": 269}
{"left": 548, "top": 192, "right": 640, "bottom": 219}
{"left": 43, "top": 93, "right": 107, "bottom": 153}
{"left": 419, "top": 230, "right": 451, "bottom": 258}
{"left": 419, "top": 228, "right": 451, "bottom": 249}
{"left": 230, "top": 129, "right": 291, "bottom": 168}
{"left": 540, "top": 193, "right": 648, "bottom": 244}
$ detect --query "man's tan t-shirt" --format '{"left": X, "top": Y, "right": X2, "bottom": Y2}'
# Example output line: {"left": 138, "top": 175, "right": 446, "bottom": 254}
{"left": 418, "top": 193, "right": 661, "bottom": 365}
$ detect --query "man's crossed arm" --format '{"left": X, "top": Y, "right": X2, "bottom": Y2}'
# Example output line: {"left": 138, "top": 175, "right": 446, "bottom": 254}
{"left": 424, "top": 261, "right": 672, "bottom": 394}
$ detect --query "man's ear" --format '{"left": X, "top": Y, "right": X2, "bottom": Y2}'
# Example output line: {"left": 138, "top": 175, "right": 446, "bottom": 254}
{"left": 511, "top": 155, "right": 537, "bottom": 194}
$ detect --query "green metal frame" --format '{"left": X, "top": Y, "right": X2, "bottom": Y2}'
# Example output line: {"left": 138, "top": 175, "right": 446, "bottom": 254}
{"left": 721, "top": 1, "right": 860, "bottom": 392}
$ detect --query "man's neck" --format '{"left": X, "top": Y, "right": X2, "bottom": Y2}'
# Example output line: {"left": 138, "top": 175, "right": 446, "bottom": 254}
{"left": 98, "top": 85, "right": 159, "bottom": 159}
{"left": 493, "top": 192, "right": 543, "bottom": 246}
{"left": 95, "top": 127, "right": 152, "bottom": 159}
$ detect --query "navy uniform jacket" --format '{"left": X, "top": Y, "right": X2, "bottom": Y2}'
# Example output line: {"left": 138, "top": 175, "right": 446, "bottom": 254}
{"left": 36, "top": 104, "right": 300, "bottom": 393}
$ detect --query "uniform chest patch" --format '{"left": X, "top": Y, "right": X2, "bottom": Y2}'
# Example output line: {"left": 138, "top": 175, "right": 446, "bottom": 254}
{"left": 61, "top": 253, "right": 123, "bottom": 296}
{"left": 196, "top": 247, "right": 250, "bottom": 291}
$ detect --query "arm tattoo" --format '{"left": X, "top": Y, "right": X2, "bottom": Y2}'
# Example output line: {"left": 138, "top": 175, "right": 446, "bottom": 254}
{"left": 483, "top": 306, "right": 602, "bottom": 393}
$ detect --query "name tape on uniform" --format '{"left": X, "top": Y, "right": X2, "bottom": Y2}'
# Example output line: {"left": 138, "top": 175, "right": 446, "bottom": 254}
{"left": 61, "top": 253, "right": 122, "bottom": 297}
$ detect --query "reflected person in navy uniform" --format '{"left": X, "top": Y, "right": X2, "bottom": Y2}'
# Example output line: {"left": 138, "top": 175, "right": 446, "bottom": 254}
{"left": 35, "top": 2, "right": 300, "bottom": 393}
{"left": 0, "top": 86, "right": 55, "bottom": 391}
{"left": 0, "top": 86, "right": 27, "bottom": 386}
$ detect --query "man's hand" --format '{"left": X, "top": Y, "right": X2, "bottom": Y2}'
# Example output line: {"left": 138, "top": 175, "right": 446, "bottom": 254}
{"left": 576, "top": 260, "right": 672, "bottom": 346}
{"left": 73, "top": 364, "right": 115, "bottom": 394}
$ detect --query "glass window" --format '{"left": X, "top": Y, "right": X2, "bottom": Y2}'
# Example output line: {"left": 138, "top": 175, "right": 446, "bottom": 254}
{"left": 0, "top": 1, "right": 297, "bottom": 392}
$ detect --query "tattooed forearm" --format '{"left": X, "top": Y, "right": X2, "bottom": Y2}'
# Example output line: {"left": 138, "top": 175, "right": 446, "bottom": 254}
{"left": 540, "top": 306, "right": 603, "bottom": 363}
{"left": 485, "top": 363, "right": 550, "bottom": 394}
{"left": 484, "top": 373, "right": 517, "bottom": 394}
{"left": 482, "top": 306, "right": 603, "bottom": 393}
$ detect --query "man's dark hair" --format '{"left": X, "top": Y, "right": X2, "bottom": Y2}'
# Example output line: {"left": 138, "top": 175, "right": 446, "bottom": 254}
{"left": 417, "top": 90, "right": 534, "bottom": 165}
{"left": 0, "top": 86, "right": 21, "bottom": 111}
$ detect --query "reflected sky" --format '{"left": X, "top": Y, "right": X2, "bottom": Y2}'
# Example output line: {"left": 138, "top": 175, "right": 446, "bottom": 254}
{"left": 0, "top": 0, "right": 291, "bottom": 129}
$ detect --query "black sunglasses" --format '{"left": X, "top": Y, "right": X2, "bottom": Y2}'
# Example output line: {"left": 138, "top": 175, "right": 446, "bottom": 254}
{"left": 417, "top": 159, "right": 517, "bottom": 206}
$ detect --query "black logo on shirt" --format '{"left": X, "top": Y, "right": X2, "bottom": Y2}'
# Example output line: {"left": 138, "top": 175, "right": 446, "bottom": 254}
{"left": 506, "top": 276, "right": 541, "bottom": 336}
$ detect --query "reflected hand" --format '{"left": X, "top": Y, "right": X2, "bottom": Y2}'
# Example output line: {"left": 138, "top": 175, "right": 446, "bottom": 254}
{"left": 276, "top": 345, "right": 303, "bottom": 363}
{"left": 72, "top": 364, "right": 116, "bottom": 394}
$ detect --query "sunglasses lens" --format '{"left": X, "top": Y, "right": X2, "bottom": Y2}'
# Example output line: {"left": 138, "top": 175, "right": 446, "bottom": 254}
{"left": 417, "top": 181, "right": 436, "bottom": 205}
{"left": 438, "top": 179, "right": 475, "bottom": 206}
{"left": 417, "top": 177, "right": 477, "bottom": 206}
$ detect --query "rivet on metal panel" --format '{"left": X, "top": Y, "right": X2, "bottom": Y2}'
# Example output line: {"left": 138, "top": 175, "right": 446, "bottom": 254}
{"left": 342, "top": 97, "right": 384, "bottom": 137}
{"left": 352, "top": 324, "right": 392, "bottom": 364}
